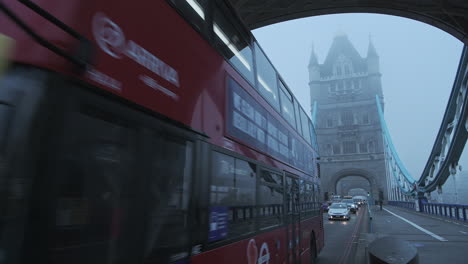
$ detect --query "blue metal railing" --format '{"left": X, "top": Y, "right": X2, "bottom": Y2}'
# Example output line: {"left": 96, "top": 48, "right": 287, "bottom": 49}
{"left": 388, "top": 201, "right": 415, "bottom": 210}
{"left": 389, "top": 200, "right": 468, "bottom": 221}
{"left": 422, "top": 202, "right": 468, "bottom": 221}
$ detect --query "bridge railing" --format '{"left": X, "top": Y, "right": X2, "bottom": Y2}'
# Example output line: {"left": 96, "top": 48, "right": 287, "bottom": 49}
{"left": 423, "top": 202, "right": 468, "bottom": 221}
{"left": 388, "top": 201, "right": 415, "bottom": 210}
{"left": 389, "top": 200, "right": 468, "bottom": 221}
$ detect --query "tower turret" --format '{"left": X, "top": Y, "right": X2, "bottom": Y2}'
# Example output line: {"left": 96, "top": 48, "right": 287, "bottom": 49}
{"left": 366, "top": 36, "right": 384, "bottom": 100}
{"left": 366, "top": 37, "right": 380, "bottom": 74}
{"left": 308, "top": 44, "right": 321, "bottom": 113}
{"left": 308, "top": 44, "right": 320, "bottom": 81}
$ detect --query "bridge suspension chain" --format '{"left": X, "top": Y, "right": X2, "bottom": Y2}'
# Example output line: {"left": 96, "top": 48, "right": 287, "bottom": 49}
{"left": 417, "top": 46, "right": 468, "bottom": 195}
{"left": 376, "top": 46, "right": 468, "bottom": 199}
{"left": 376, "top": 95, "right": 417, "bottom": 198}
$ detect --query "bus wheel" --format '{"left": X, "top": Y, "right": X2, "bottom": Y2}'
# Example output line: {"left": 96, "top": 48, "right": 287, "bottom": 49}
{"left": 310, "top": 232, "right": 317, "bottom": 264}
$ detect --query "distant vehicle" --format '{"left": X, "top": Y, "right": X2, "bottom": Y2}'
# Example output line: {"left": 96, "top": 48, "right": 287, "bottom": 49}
{"left": 322, "top": 203, "right": 330, "bottom": 212}
{"left": 353, "top": 196, "right": 365, "bottom": 207}
{"left": 342, "top": 199, "right": 358, "bottom": 213}
{"left": 343, "top": 195, "right": 353, "bottom": 199}
{"left": 330, "top": 195, "right": 342, "bottom": 202}
{"left": 328, "top": 203, "right": 350, "bottom": 221}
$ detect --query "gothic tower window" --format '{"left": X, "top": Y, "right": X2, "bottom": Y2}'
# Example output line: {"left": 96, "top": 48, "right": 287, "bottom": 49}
{"left": 353, "top": 79, "right": 359, "bottom": 89}
{"left": 334, "top": 54, "right": 354, "bottom": 77}
{"left": 343, "top": 141, "right": 357, "bottom": 154}
{"left": 332, "top": 144, "right": 341, "bottom": 155}
{"left": 337, "top": 81, "right": 343, "bottom": 91}
{"left": 326, "top": 144, "right": 332, "bottom": 155}
{"left": 336, "top": 66, "right": 342, "bottom": 76}
{"left": 331, "top": 83, "right": 336, "bottom": 92}
{"left": 368, "top": 141, "right": 375, "bottom": 152}
{"left": 341, "top": 110, "right": 354, "bottom": 126}
{"left": 359, "top": 143, "right": 368, "bottom": 153}
{"left": 362, "top": 113, "right": 369, "bottom": 124}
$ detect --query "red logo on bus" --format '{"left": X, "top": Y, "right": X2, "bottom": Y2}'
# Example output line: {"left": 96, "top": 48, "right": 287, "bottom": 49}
{"left": 247, "top": 239, "right": 258, "bottom": 264}
{"left": 247, "top": 239, "right": 270, "bottom": 264}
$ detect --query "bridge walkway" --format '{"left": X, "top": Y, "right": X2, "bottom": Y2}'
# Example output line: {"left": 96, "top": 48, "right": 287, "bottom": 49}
{"left": 318, "top": 204, "right": 468, "bottom": 263}
{"left": 357, "top": 205, "right": 468, "bottom": 263}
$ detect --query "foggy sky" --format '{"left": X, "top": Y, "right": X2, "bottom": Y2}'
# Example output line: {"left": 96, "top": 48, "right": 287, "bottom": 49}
{"left": 252, "top": 13, "right": 463, "bottom": 180}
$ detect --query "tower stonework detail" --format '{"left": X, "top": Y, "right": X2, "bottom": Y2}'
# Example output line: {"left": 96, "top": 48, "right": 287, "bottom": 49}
{"left": 310, "top": 34, "right": 387, "bottom": 201}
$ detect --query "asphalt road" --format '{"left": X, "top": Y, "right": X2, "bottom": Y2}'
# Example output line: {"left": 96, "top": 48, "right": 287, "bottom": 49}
{"left": 317, "top": 206, "right": 367, "bottom": 264}
{"left": 372, "top": 206, "right": 468, "bottom": 264}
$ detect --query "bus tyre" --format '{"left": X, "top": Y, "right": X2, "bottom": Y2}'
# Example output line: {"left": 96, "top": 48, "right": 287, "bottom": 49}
{"left": 310, "top": 233, "right": 317, "bottom": 264}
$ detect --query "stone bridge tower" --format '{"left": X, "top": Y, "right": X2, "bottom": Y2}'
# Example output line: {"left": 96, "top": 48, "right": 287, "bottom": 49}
{"left": 309, "top": 33, "right": 387, "bottom": 202}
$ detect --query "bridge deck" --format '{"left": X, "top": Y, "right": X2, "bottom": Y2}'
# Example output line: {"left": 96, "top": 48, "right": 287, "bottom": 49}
{"left": 319, "top": 205, "right": 468, "bottom": 263}
{"left": 370, "top": 206, "right": 468, "bottom": 263}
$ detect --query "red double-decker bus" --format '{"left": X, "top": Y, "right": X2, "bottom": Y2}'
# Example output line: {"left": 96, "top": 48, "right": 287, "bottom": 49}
{"left": 0, "top": 1, "right": 323, "bottom": 263}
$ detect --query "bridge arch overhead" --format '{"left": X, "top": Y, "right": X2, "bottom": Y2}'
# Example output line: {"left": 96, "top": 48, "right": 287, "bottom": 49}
{"left": 348, "top": 188, "right": 369, "bottom": 197}
{"left": 228, "top": 0, "right": 468, "bottom": 44}
{"left": 338, "top": 177, "right": 371, "bottom": 196}
{"left": 329, "top": 168, "right": 381, "bottom": 198}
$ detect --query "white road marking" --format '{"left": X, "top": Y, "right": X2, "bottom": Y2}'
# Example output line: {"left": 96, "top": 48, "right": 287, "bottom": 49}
{"left": 460, "top": 231, "right": 468, "bottom": 235}
{"left": 384, "top": 208, "right": 448, "bottom": 242}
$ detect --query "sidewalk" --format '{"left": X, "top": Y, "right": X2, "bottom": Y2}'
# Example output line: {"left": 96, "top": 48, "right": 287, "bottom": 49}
{"left": 354, "top": 205, "right": 468, "bottom": 263}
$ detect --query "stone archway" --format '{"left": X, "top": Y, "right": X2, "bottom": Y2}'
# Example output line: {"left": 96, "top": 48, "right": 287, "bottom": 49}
{"left": 326, "top": 168, "right": 384, "bottom": 200}
{"left": 330, "top": 169, "right": 375, "bottom": 189}
{"left": 347, "top": 188, "right": 368, "bottom": 197}
{"left": 337, "top": 176, "right": 371, "bottom": 196}
{"left": 228, "top": 0, "right": 468, "bottom": 45}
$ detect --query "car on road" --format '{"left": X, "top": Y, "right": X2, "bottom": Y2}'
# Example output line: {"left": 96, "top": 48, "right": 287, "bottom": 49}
{"left": 327, "top": 203, "right": 351, "bottom": 221}
{"left": 353, "top": 196, "right": 366, "bottom": 207}
{"left": 354, "top": 200, "right": 362, "bottom": 207}
{"left": 342, "top": 199, "right": 358, "bottom": 214}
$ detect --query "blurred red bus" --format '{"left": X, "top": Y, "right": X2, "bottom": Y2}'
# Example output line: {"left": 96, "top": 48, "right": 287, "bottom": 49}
{"left": 0, "top": 0, "right": 323, "bottom": 263}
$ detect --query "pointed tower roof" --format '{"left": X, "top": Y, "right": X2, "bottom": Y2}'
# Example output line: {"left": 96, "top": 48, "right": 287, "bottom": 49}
{"left": 334, "top": 28, "right": 346, "bottom": 38}
{"left": 367, "top": 35, "right": 379, "bottom": 58}
{"left": 308, "top": 44, "right": 319, "bottom": 67}
{"left": 321, "top": 33, "right": 366, "bottom": 77}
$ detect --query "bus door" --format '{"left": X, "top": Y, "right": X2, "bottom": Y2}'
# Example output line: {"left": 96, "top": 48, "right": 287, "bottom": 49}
{"left": 285, "top": 175, "right": 300, "bottom": 264}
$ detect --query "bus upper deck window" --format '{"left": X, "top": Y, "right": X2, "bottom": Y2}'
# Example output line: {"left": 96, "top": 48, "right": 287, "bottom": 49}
{"left": 279, "top": 81, "right": 296, "bottom": 129}
{"left": 255, "top": 43, "right": 280, "bottom": 112}
{"left": 169, "top": 0, "right": 209, "bottom": 34}
{"left": 213, "top": 9, "right": 255, "bottom": 85}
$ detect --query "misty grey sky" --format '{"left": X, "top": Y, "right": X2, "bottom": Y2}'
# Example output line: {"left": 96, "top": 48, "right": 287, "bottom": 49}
{"left": 252, "top": 13, "right": 464, "bottom": 180}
